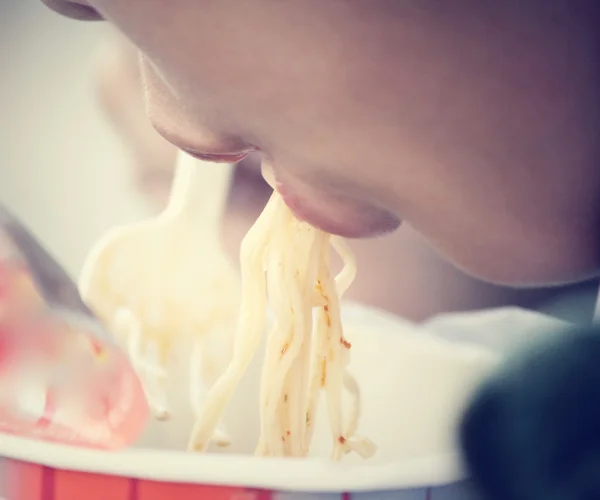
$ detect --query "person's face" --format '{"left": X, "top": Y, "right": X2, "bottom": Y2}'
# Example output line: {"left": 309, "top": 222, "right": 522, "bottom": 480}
{"left": 42, "top": 0, "right": 600, "bottom": 286}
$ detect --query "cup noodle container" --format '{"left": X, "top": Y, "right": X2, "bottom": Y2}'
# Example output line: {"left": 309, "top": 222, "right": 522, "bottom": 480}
{"left": 1, "top": 304, "right": 567, "bottom": 500}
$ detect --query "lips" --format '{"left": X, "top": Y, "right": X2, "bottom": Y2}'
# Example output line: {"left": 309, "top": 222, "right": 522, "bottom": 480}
{"left": 273, "top": 174, "right": 401, "bottom": 239}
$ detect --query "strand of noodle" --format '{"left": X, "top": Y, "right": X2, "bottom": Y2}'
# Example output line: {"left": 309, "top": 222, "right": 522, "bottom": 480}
{"left": 277, "top": 223, "right": 320, "bottom": 456}
{"left": 276, "top": 276, "right": 299, "bottom": 454}
{"left": 188, "top": 336, "right": 231, "bottom": 447}
{"left": 331, "top": 237, "right": 356, "bottom": 297}
{"left": 272, "top": 215, "right": 301, "bottom": 457}
{"left": 279, "top": 226, "right": 326, "bottom": 456}
{"left": 258, "top": 162, "right": 323, "bottom": 454}
{"left": 302, "top": 236, "right": 333, "bottom": 452}
{"left": 258, "top": 200, "right": 319, "bottom": 456}
{"left": 276, "top": 330, "right": 298, "bottom": 455}
{"left": 280, "top": 361, "right": 299, "bottom": 455}
{"left": 189, "top": 174, "right": 373, "bottom": 458}
{"left": 297, "top": 229, "right": 327, "bottom": 455}
{"left": 289, "top": 225, "right": 320, "bottom": 456}
{"left": 342, "top": 372, "right": 360, "bottom": 438}
{"left": 276, "top": 380, "right": 291, "bottom": 455}
{"left": 330, "top": 238, "right": 375, "bottom": 457}
{"left": 256, "top": 197, "right": 294, "bottom": 456}
{"left": 270, "top": 211, "right": 294, "bottom": 456}
{"left": 257, "top": 165, "right": 292, "bottom": 455}
{"left": 187, "top": 193, "right": 277, "bottom": 452}
{"left": 329, "top": 238, "right": 359, "bottom": 446}
{"left": 302, "top": 312, "right": 327, "bottom": 452}
{"left": 290, "top": 225, "right": 319, "bottom": 455}
{"left": 318, "top": 249, "right": 346, "bottom": 460}
{"left": 257, "top": 197, "right": 290, "bottom": 456}
{"left": 340, "top": 370, "right": 377, "bottom": 458}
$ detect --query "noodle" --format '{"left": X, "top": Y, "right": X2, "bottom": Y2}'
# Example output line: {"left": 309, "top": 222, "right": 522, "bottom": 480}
{"left": 188, "top": 165, "right": 375, "bottom": 460}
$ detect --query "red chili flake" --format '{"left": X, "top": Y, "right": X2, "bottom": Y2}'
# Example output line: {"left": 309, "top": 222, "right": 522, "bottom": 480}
{"left": 286, "top": 430, "right": 291, "bottom": 437}
{"left": 280, "top": 343, "right": 289, "bottom": 359}
{"left": 323, "top": 305, "right": 332, "bottom": 327}
{"left": 320, "top": 358, "right": 327, "bottom": 387}
{"left": 88, "top": 338, "right": 109, "bottom": 364}
{"left": 340, "top": 338, "right": 352, "bottom": 350}
{"left": 90, "top": 339, "right": 103, "bottom": 356}
{"left": 338, "top": 436, "right": 346, "bottom": 445}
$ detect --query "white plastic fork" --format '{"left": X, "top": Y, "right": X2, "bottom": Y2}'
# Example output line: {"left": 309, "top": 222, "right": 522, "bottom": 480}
{"left": 78, "top": 151, "right": 240, "bottom": 446}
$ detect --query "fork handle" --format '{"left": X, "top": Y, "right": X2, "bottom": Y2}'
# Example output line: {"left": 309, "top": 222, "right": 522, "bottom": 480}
{"left": 160, "top": 151, "right": 233, "bottom": 234}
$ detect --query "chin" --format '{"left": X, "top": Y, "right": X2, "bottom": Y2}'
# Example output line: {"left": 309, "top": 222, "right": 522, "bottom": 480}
{"left": 445, "top": 232, "right": 600, "bottom": 289}
{"left": 463, "top": 261, "right": 600, "bottom": 290}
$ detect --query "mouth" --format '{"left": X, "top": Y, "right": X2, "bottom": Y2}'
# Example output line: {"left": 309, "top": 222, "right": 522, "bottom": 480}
{"left": 273, "top": 172, "right": 401, "bottom": 239}
{"left": 218, "top": 153, "right": 401, "bottom": 239}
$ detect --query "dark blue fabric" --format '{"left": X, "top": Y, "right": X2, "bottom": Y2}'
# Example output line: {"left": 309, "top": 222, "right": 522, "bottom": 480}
{"left": 460, "top": 325, "right": 600, "bottom": 500}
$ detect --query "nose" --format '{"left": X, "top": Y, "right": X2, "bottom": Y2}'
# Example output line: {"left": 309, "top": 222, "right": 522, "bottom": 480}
{"left": 140, "top": 58, "right": 257, "bottom": 162}
{"left": 41, "top": 0, "right": 103, "bottom": 21}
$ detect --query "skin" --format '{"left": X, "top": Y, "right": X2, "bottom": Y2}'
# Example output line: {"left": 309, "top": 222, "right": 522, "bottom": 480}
{"left": 43, "top": 0, "right": 600, "bottom": 287}
{"left": 91, "top": 33, "right": 594, "bottom": 323}
{"left": 93, "top": 35, "right": 177, "bottom": 208}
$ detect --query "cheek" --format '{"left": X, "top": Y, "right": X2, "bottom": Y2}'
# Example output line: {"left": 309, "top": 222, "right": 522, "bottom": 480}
{"left": 89, "top": 0, "right": 163, "bottom": 36}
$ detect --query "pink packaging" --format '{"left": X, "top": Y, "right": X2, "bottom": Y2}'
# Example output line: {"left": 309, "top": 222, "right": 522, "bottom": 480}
{"left": 0, "top": 206, "right": 148, "bottom": 449}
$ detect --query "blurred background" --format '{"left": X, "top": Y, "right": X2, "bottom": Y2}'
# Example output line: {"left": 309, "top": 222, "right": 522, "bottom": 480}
{"left": 1, "top": 1, "right": 597, "bottom": 324}
{"left": 0, "top": 2, "right": 151, "bottom": 278}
